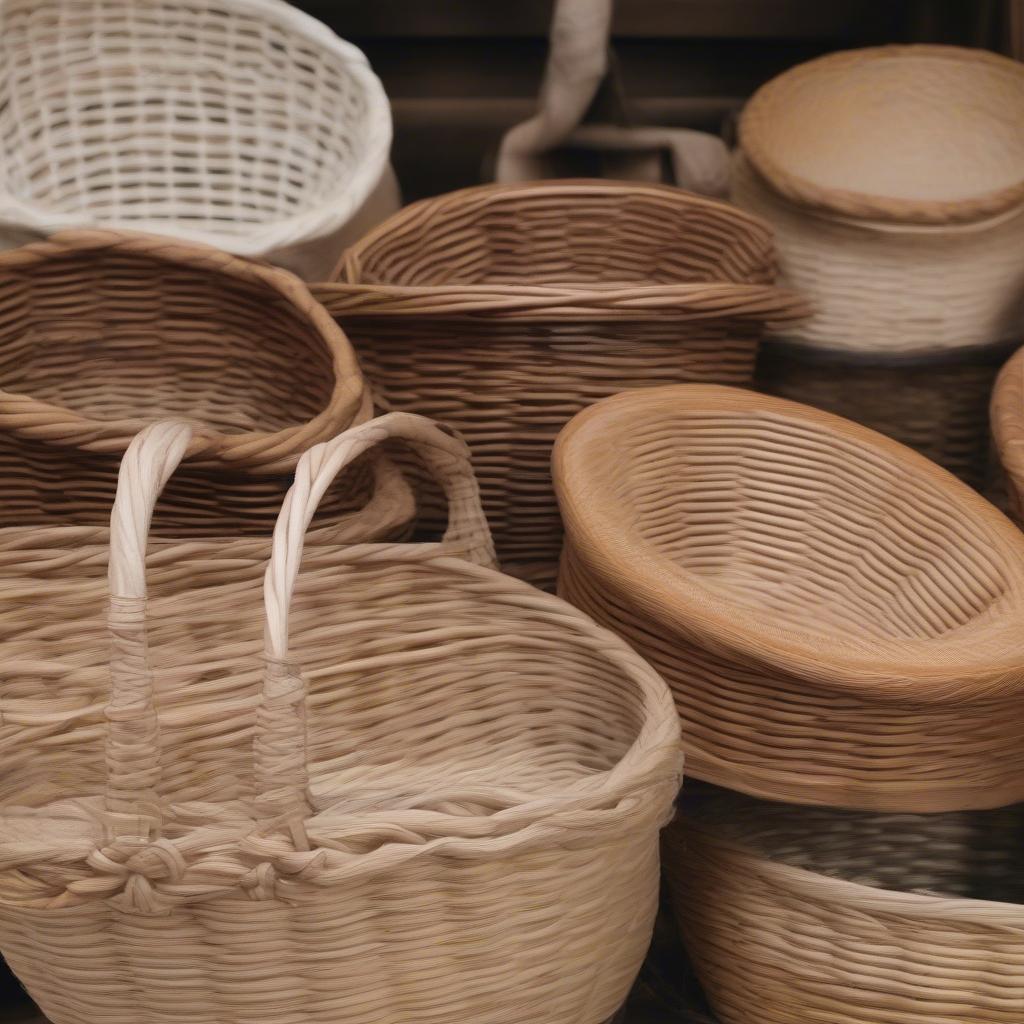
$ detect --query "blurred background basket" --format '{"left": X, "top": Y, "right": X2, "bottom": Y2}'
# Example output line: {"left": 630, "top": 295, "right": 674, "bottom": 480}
{"left": 733, "top": 45, "right": 1024, "bottom": 484}
{"left": 991, "top": 343, "right": 1024, "bottom": 520}
{"left": 316, "top": 179, "right": 806, "bottom": 589}
{"left": 555, "top": 384, "right": 1024, "bottom": 812}
{"left": 0, "top": 0, "right": 397, "bottom": 280}
{"left": 664, "top": 788, "right": 1024, "bottom": 1024}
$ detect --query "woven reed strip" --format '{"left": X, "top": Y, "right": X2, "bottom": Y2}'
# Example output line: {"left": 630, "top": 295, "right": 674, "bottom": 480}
{"left": 0, "top": 0, "right": 391, "bottom": 260}
{"left": 990, "top": 344, "right": 1024, "bottom": 523}
{"left": 555, "top": 384, "right": 1024, "bottom": 812}
{"left": 0, "top": 412, "right": 683, "bottom": 1024}
{"left": 664, "top": 791, "right": 1024, "bottom": 1024}
{"left": 315, "top": 179, "right": 806, "bottom": 589}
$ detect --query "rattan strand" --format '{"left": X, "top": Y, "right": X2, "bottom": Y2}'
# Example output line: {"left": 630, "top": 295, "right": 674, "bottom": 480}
{"left": 0, "top": 229, "right": 384, "bottom": 533}
{"left": 315, "top": 179, "right": 806, "bottom": 588}
{"left": 664, "top": 790, "right": 1024, "bottom": 1024}
{"left": 0, "top": 412, "right": 683, "bottom": 1024}
{"left": 0, "top": 0, "right": 392, "bottom": 276}
{"left": 555, "top": 384, "right": 1024, "bottom": 812}
{"left": 991, "top": 344, "right": 1024, "bottom": 522}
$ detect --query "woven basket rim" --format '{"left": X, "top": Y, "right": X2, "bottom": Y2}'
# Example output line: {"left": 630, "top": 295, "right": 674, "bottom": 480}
{"left": 673, "top": 801, "right": 1024, "bottom": 928}
{"left": 0, "top": 0, "right": 392, "bottom": 256}
{"left": 555, "top": 383, "right": 1024, "bottom": 700}
{"left": 327, "top": 179, "right": 807, "bottom": 324}
{"left": 0, "top": 228, "right": 367, "bottom": 470}
{"left": 739, "top": 44, "right": 1024, "bottom": 226}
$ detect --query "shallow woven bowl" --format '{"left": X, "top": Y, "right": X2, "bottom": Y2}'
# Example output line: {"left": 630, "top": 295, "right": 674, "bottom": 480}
{"left": 0, "top": 229, "right": 381, "bottom": 534}
{"left": 555, "top": 383, "right": 1024, "bottom": 812}
{"left": 316, "top": 179, "right": 806, "bottom": 588}
{"left": 735, "top": 45, "right": 1024, "bottom": 354}
{"left": 0, "top": 0, "right": 393, "bottom": 276}
{"left": 664, "top": 789, "right": 1024, "bottom": 1024}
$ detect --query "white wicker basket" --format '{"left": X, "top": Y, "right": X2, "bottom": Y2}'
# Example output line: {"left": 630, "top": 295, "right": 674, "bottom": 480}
{"left": 0, "top": 0, "right": 395, "bottom": 279}
{"left": 734, "top": 45, "right": 1024, "bottom": 355}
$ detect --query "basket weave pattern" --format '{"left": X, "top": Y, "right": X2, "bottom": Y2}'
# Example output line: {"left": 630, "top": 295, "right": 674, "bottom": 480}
{"left": 317, "top": 180, "right": 806, "bottom": 588}
{"left": 555, "top": 384, "right": 1024, "bottom": 812}
{"left": 0, "top": 413, "right": 683, "bottom": 1024}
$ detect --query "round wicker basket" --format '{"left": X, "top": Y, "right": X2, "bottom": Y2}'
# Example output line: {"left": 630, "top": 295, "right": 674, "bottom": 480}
{"left": 0, "top": 413, "right": 683, "bottom": 1024}
{"left": 555, "top": 383, "right": 1024, "bottom": 812}
{"left": 0, "top": 229, "right": 384, "bottom": 534}
{"left": 664, "top": 788, "right": 1024, "bottom": 1024}
{"left": 315, "top": 179, "right": 806, "bottom": 588}
{"left": 0, "top": 0, "right": 395, "bottom": 279}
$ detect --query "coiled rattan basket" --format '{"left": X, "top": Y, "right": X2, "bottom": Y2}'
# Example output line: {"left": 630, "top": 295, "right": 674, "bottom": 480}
{"left": 991, "top": 344, "right": 1024, "bottom": 522}
{"left": 0, "top": 0, "right": 395, "bottom": 279}
{"left": 0, "top": 412, "right": 683, "bottom": 1024}
{"left": 315, "top": 179, "right": 806, "bottom": 588}
{"left": 0, "top": 229, "right": 397, "bottom": 537}
{"left": 664, "top": 788, "right": 1024, "bottom": 1024}
{"left": 555, "top": 384, "right": 1024, "bottom": 812}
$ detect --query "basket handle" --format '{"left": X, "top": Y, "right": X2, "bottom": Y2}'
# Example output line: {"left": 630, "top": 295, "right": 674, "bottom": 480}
{"left": 105, "top": 420, "right": 195, "bottom": 836}
{"left": 257, "top": 413, "right": 496, "bottom": 823}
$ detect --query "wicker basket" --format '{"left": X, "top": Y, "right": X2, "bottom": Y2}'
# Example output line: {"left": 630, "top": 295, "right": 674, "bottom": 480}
{"left": 555, "top": 384, "right": 1024, "bottom": 813}
{"left": 315, "top": 179, "right": 807, "bottom": 588}
{"left": 0, "top": 413, "right": 683, "bottom": 1024}
{"left": 0, "top": 229, "right": 394, "bottom": 536}
{"left": 664, "top": 788, "right": 1024, "bottom": 1024}
{"left": 990, "top": 344, "right": 1024, "bottom": 521}
{"left": 0, "top": 0, "right": 395, "bottom": 280}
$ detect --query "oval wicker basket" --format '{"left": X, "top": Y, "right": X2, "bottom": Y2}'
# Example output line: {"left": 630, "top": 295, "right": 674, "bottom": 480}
{"left": 0, "top": 0, "right": 395, "bottom": 279}
{"left": 555, "top": 384, "right": 1024, "bottom": 812}
{"left": 0, "top": 412, "right": 683, "bottom": 1024}
{"left": 0, "top": 229, "right": 385, "bottom": 534}
{"left": 734, "top": 45, "right": 1024, "bottom": 356}
{"left": 314, "top": 179, "right": 807, "bottom": 588}
{"left": 664, "top": 789, "right": 1024, "bottom": 1024}
{"left": 990, "top": 344, "right": 1024, "bottom": 522}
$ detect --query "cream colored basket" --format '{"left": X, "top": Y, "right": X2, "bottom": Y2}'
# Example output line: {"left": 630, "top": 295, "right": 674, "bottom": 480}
{"left": 0, "top": 0, "right": 396, "bottom": 279}
{"left": 0, "top": 413, "right": 683, "bottom": 1024}
{"left": 735, "top": 45, "right": 1024, "bottom": 355}
{"left": 665, "top": 789, "right": 1024, "bottom": 1024}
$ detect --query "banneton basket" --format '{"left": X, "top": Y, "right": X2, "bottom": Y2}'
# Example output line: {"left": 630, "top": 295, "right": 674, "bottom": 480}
{"left": 0, "top": 229, "right": 397, "bottom": 536}
{"left": 664, "top": 789, "right": 1024, "bottom": 1024}
{"left": 0, "top": 0, "right": 396, "bottom": 280}
{"left": 555, "top": 384, "right": 1024, "bottom": 813}
{"left": 990, "top": 344, "right": 1024, "bottom": 521}
{"left": 0, "top": 413, "right": 683, "bottom": 1024}
{"left": 315, "top": 179, "right": 807, "bottom": 588}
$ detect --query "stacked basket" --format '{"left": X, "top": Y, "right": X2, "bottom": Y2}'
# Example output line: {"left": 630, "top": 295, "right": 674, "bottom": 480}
{"left": 555, "top": 383, "right": 1024, "bottom": 1022}
{"left": 734, "top": 45, "right": 1024, "bottom": 487}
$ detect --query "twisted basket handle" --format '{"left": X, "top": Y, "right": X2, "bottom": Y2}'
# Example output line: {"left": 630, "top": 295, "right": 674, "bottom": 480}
{"left": 105, "top": 420, "right": 195, "bottom": 836}
{"left": 258, "top": 413, "right": 497, "bottom": 822}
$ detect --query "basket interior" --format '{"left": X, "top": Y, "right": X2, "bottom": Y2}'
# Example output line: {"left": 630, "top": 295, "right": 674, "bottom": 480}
{"left": 354, "top": 188, "right": 774, "bottom": 287}
{"left": 0, "top": 557, "right": 651, "bottom": 822}
{"left": 744, "top": 48, "right": 1024, "bottom": 210}
{"left": 0, "top": 245, "right": 336, "bottom": 433}
{"left": 0, "top": 0, "right": 378, "bottom": 233}
{"left": 685, "top": 791, "right": 1024, "bottom": 905}
{"left": 596, "top": 404, "right": 1013, "bottom": 644}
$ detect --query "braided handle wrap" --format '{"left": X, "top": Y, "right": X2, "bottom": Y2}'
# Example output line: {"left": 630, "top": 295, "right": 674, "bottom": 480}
{"left": 258, "top": 413, "right": 497, "bottom": 821}
{"left": 105, "top": 421, "right": 194, "bottom": 837}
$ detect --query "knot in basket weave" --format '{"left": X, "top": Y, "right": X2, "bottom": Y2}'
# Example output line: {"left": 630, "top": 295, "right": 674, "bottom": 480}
{"left": 0, "top": 0, "right": 393, "bottom": 277}
{"left": 555, "top": 384, "right": 1024, "bottom": 812}
{"left": 0, "top": 229, "right": 385, "bottom": 534}
{"left": 0, "top": 412, "right": 683, "bottom": 1024}
{"left": 316, "top": 179, "right": 807, "bottom": 588}
{"left": 664, "top": 789, "right": 1024, "bottom": 1024}
{"left": 734, "top": 45, "right": 1024, "bottom": 355}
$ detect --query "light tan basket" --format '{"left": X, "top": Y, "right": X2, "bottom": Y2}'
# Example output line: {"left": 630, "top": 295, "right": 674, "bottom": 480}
{"left": 0, "top": 229, "right": 398, "bottom": 537}
{"left": 555, "top": 384, "right": 1024, "bottom": 812}
{"left": 0, "top": 413, "right": 683, "bottom": 1024}
{"left": 734, "top": 45, "right": 1024, "bottom": 355}
{"left": 991, "top": 344, "right": 1024, "bottom": 521}
{"left": 664, "top": 789, "right": 1024, "bottom": 1024}
{"left": 315, "top": 179, "right": 807, "bottom": 588}
{"left": 0, "top": 0, "right": 396, "bottom": 280}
